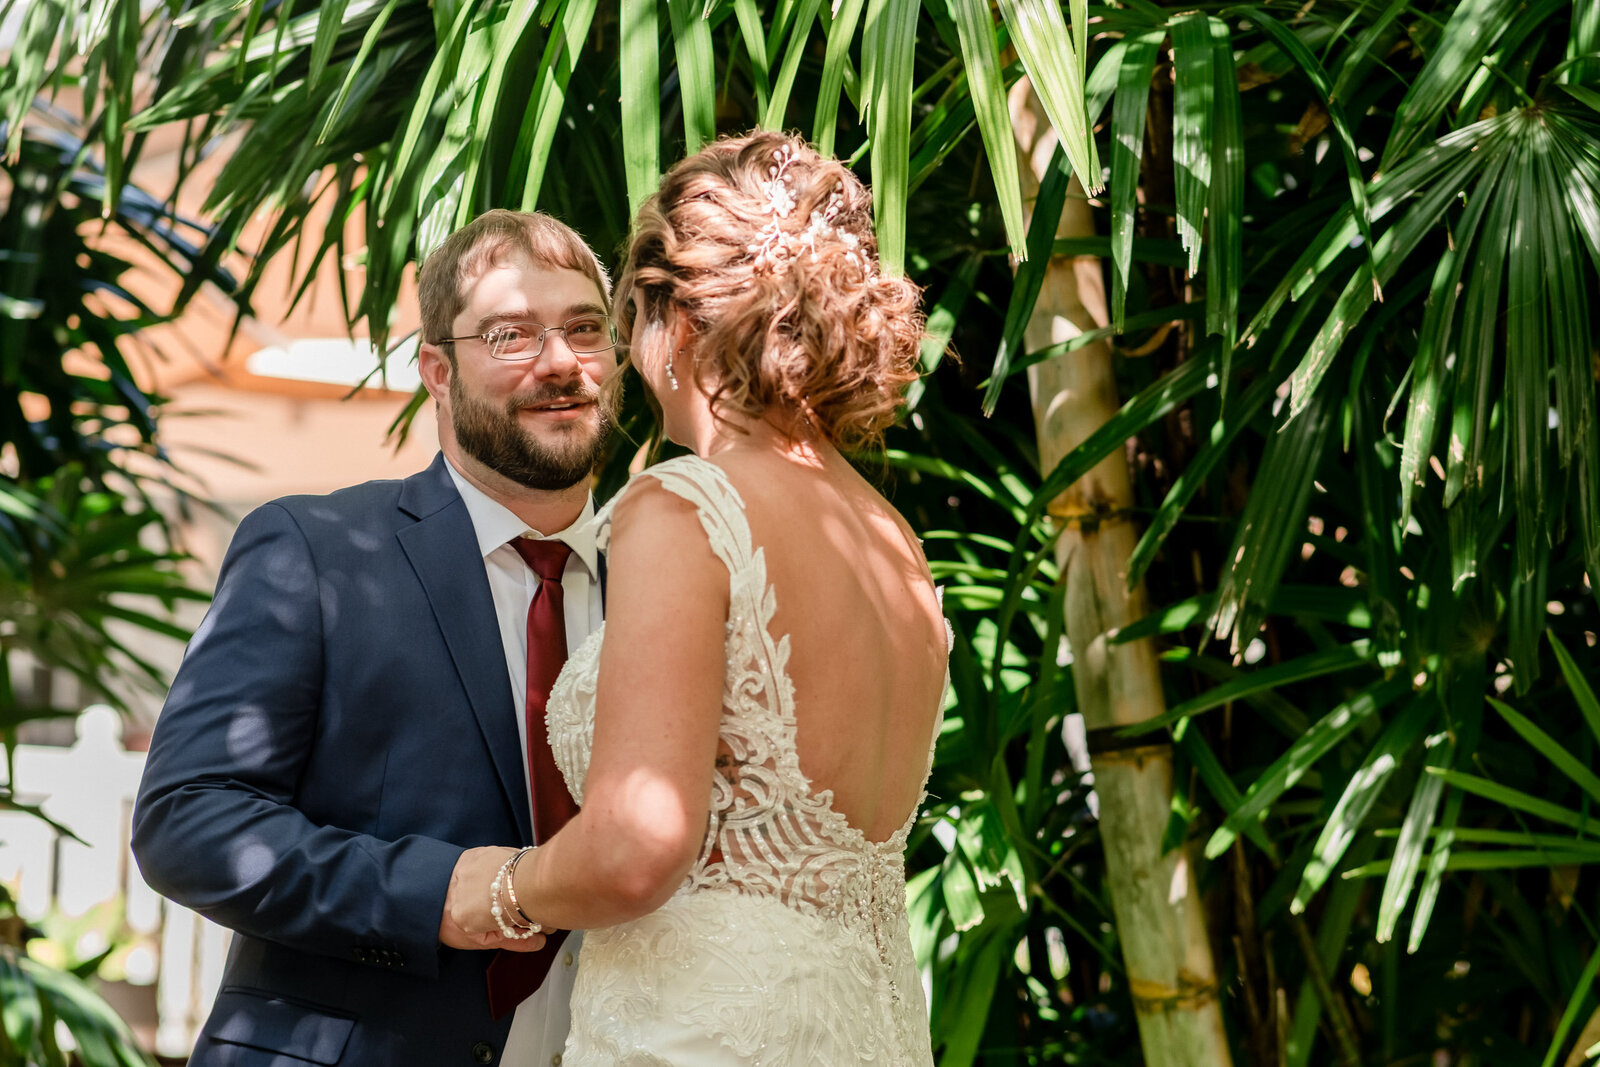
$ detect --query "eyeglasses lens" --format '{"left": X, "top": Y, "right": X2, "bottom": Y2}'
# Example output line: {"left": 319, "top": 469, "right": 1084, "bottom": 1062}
{"left": 486, "top": 317, "right": 615, "bottom": 360}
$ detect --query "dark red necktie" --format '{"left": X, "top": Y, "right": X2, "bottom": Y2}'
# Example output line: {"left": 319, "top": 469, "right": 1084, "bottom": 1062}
{"left": 486, "top": 537, "right": 580, "bottom": 1019}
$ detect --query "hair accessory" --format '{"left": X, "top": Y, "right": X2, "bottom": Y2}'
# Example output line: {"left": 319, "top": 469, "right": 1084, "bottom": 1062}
{"left": 747, "top": 147, "right": 871, "bottom": 278}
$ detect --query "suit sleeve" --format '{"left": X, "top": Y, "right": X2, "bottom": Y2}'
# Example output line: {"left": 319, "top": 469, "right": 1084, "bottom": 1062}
{"left": 132, "top": 503, "right": 462, "bottom": 978}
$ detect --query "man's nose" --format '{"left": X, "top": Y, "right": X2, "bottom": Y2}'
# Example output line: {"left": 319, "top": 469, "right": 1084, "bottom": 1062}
{"left": 529, "top": 329, "right": 581, "bottom": 380}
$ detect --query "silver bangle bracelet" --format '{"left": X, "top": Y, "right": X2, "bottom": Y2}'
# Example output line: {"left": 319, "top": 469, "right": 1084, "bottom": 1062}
{"left": 504, "top": 845, "right": 542, "bottom": 933}
{"left": 489, "top": 847, "right": 540, "bottom": 940}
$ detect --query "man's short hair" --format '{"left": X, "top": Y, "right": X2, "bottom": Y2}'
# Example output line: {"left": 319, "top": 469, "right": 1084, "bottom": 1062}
{"left": 418, "top": 209, "right": 612, "bottom": 353}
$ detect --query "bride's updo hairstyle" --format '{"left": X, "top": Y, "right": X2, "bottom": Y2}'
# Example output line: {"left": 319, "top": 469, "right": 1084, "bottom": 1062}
{"left": 617, "top": 130, "right": 924, "bottom": 450}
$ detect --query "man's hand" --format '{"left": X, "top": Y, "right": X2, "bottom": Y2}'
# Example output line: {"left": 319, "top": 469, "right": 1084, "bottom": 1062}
{"left": 441, "top": 846, "right": 548, "bottom": 953}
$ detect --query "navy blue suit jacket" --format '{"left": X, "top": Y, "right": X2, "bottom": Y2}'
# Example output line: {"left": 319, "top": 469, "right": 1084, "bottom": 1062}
{"left": 133, "top": 454, "right": 544, "bottom": 1066}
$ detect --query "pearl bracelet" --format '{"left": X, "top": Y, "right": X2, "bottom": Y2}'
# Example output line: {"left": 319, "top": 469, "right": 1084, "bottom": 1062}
{"left": 489, "top": 847, "right": 540, "bottom": 940}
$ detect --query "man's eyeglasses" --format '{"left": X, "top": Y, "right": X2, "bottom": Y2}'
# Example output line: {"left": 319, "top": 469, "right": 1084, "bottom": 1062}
{"left": 439, "top": 315, "right": 618, "bottom": 361}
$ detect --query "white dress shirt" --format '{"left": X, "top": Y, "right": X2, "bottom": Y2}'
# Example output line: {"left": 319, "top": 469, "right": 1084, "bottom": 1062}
{"left": 445, "top": 459, "right": 602, "bottom": 1066}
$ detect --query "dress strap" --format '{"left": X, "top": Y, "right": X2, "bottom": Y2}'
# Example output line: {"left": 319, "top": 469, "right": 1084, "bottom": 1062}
{"left": 633, "top": 455, "right": 755, "bottom": 577}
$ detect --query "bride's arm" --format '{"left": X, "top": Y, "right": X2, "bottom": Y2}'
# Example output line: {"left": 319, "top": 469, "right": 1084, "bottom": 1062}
{"left": 453, "top": 480, "right": 728, "bottom": 935}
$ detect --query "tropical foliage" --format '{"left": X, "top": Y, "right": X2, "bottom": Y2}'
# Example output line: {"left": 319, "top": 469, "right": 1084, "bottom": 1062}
{"left": 0, "top": 112, "right": 219, "bottom": 1063}
{"left": 4, "top": 0, "right": 1600, "bottom": 1063}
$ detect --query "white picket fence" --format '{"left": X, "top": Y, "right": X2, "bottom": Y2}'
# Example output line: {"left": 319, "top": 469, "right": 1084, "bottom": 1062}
{"left": 0, "top": 705, "right": 229, "bottom": 1059}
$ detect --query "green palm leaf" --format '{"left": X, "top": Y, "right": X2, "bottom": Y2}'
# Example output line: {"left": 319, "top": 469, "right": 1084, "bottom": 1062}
{"left": 1239, "top": 6, "right": 1376, "bottom": 281}
{"left": 948, "top": 0, "right": 1027, "bottom": 260}
{"left": 1025, "top": 328, "right": 1224, "bottom": 517}
{"left": 1206, "top": 675, "right": 1411, "bottom": 859}
{"left": 1488, "top": 695, "right": 1600, "bottom": 804}
{"left": 307, "top": 0, "right": 353, "bottom": 91}
{"left": 1169, "top": 12, "right": 1213, "bottom": 275}
{"left": 1107, "top": 27, "right": 1163, "bottom": 331}
{"left": 1204, "top": 15, "right": 1243, "bottom": 361}
{"left": 1285, "top": 132, "right": 1497, "bottom": 421}
{"left": 982, "top": 145, "right": 1070, "bottom": 415}
{"left": 1382, "top": 0, "right": 1518, "bottom": 165}
{"left": 1121, "top": 641, "right": 1371, "bottom": 739}
{"left": 1544, "top": 939, "right": 1600, "bottom": 1067}
{"left": 995, "top": 0, "right": 1100, "bottom": 194}
{"left": 1425, "top": 768, "right": 1595, "bottom": 834}
{"left": 1396, "top": 150, "right": 1506, "bottom": 527}
{"left": 732, "top": 0, "right": 771, "bottom": 116}
{"left": 667, "top": 0, "right": 716, "bottom": 152}
{"left": 1208, "top": 380, "right": 1336, "bottom": 653}
{"left": 620, "top": 0, "right": 662, "bottom": 217}
{"left": 813, "top": 0, "right": 866, "bottom": 155}
{"left": 1376, "top": 732, "right": 1454, "bottom": 944}
{"left": 861, "top": 0, "right": 919, "bottom": 277}
{"left": 1409, "top": 787, "right": 1464, "bottom": 953}
{"left": 1293, "top": 697, "right": 1434, "bottom": 911}
{"left": 514, "top": 0, "right": 602, "bottom": 211}
{"left": 763, "top": 0, "right": 823, "bottom": 131}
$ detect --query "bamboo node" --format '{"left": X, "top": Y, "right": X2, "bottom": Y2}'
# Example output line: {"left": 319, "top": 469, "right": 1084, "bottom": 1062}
{"left": 1045, "top": 502, "right": 1134, "bottom": 530}
{"left": 1088, "top": 742, "right": 1173, "bottom": 770}
{"left": 1085, "top": 727, "right": 1172, "bottom": 766}
{"left": 1128, "top": 974, "right": 1220, "bottom": 1013}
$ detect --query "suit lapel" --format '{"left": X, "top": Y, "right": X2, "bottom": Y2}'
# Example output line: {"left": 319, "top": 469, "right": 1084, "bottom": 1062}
{"left": 396, "top": 457, "right": 533, "bottom": 844}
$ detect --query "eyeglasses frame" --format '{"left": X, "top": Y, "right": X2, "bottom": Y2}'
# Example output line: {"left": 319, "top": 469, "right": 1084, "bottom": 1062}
{"left": 437, "top": 314, "right": 619, "bottom": 362}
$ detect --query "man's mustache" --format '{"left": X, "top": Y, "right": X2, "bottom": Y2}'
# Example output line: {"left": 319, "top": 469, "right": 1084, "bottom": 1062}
{"left": 506, "top": 384, "right": 601, "bottom": 409}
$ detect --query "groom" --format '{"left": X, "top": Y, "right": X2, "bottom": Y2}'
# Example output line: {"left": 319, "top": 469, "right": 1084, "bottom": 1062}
{"left": 133, "top": 209, "right": 618, "bottom": 1065}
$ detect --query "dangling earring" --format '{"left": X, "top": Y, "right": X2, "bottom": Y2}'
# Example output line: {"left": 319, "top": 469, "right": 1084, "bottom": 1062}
{"left": 665, "top": 353, "right": 680, "bottom": 391}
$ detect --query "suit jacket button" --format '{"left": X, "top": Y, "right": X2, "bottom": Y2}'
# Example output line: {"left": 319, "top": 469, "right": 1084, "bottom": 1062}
{"left": 472, "top": 1041, "right": 495, "bottom": 1064}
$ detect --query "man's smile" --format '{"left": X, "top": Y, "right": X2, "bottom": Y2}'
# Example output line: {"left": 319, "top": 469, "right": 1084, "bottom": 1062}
{"left": 521, "top": 397, "right": 596, "bottom": 421}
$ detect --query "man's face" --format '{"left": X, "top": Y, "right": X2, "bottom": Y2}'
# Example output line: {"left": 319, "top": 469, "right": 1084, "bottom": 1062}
{"left": 435, "top": 256, "right": 617, "bottom": 491}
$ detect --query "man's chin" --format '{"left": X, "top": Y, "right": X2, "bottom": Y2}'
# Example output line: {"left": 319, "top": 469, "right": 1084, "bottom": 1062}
{"left": 506, "top": 469, "right": 593, "bottom": 492}
{"left": 509, "top": 433, "right": 608, "bottom": 491}
{"left": 526, "top": 423, "right": 605, "bottom": 460}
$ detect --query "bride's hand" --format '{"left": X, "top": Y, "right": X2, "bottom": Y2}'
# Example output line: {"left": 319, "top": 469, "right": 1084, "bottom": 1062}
{"left": 441, "top": 846, "right": 550, "bottom": 952}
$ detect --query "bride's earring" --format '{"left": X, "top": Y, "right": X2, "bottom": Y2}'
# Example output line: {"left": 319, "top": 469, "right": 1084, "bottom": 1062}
{"left": 665, "top": 353, "right": 680, "bottom": 391}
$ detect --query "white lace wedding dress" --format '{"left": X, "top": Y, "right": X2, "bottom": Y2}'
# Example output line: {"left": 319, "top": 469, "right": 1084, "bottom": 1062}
{"left": 545, "top": 455, "right": 941, "bottom": 1066}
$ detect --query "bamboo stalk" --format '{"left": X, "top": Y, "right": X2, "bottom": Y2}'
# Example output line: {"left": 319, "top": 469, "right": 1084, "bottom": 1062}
{"left": 1010, "top": 82, "right": 1234, "bottom": 1066}
{"left": 1563, "top": 1006, "right": 1600, "bottom": 1067}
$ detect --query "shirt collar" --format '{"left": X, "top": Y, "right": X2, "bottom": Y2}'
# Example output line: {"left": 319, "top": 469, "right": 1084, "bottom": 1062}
{"left": 442, "top": 456, "right": 600, "bottom": 579}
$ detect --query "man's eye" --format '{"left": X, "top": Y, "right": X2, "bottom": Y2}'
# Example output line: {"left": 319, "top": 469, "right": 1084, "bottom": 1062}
{"left": 567, "top": 319, "right": 601, "bottom": 336}
{"left": 491, "top": 325, "right": 536, "bottom": 347}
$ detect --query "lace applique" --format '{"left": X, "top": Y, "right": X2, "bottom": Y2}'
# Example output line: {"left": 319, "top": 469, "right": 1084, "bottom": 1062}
{"left": 546, "top": 454, "right": 942, "bottom": 1066}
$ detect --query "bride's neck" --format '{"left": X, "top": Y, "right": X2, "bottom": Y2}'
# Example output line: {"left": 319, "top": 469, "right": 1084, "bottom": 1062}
{"left": 683, "top": 400, "right": 832, "bottom": 469}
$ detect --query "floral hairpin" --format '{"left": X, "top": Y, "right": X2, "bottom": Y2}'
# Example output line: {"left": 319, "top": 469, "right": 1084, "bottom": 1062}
{"left": 747, "top": 147, "right": 872, "bottom": 278}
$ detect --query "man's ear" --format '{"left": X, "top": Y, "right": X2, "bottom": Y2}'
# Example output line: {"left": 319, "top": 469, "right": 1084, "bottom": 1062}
{"left": 418, "top": 342, "right": 452, "bottom": 404}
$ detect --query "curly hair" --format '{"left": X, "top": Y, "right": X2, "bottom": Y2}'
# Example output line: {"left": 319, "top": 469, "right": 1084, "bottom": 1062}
{"left": 616, "top": 131, "right": 925, "bottom": 451}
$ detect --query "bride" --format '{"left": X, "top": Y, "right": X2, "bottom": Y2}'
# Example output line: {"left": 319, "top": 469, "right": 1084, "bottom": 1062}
{"left": 456, "top": 131, "right": 948, "bottom": 1065}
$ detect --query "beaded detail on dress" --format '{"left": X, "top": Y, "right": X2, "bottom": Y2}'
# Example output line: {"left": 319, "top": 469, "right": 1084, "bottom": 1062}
{"left": 545, "top": 454, "right": 943, "bottom": 1066}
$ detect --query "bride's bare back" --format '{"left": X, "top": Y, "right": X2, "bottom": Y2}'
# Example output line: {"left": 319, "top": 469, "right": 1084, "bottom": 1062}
{"left": 710, "top": 447, "right": 947, "bottom": 844}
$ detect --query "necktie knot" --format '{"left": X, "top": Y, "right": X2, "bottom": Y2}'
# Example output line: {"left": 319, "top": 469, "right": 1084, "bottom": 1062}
{"left": 512, "top": 537, "right": 572, "bottom": 582}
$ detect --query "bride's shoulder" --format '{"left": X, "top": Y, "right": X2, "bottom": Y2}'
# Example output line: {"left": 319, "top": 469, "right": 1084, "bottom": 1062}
{"left": 595, "top": 458, "right": 723, "bottom": 556}
{"left": 595, "top": 470, "right": 731, "bottom": 600}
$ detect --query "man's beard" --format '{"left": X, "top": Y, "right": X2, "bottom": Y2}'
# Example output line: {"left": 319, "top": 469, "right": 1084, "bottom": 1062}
{"left": 451, "top": 377, "right": 612, "bottom": 491}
